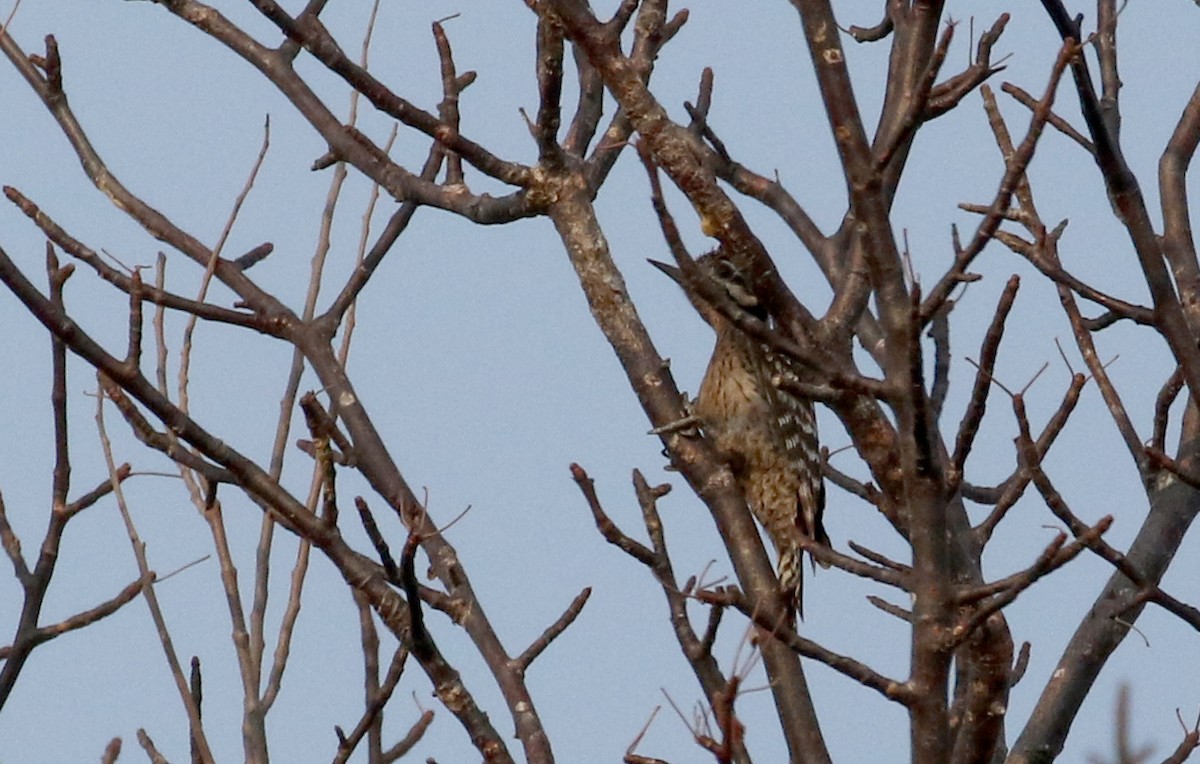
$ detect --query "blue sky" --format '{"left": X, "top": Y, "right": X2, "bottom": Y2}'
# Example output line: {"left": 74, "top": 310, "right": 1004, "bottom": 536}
{"left": 2, "top": 2, "right": 1200, "bottom": 762}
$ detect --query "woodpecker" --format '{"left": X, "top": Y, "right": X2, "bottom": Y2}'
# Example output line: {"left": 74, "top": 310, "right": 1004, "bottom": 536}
{"left": 654, "top": 251, "right": 828, "bottom": 620}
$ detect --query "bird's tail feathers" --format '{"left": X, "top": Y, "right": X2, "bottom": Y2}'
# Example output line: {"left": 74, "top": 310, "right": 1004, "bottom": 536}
{"left": 777, "top": 544, "right": 805, "bottom": 622}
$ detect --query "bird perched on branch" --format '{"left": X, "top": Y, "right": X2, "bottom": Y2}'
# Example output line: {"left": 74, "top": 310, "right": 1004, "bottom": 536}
{"left": 653, "top": 250, "right": 829, "bottom": 621}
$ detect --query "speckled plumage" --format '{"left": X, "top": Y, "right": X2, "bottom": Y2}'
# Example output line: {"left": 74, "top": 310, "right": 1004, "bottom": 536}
{"left": 689, "top": 252, "right": 828, "bottom": 621}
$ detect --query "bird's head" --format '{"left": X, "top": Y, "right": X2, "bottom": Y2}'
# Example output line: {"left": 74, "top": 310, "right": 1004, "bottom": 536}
{"left": 650, "top": 250, "right": 768, "bottom": 324}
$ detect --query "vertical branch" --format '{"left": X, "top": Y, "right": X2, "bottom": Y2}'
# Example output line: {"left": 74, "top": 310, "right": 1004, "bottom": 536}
{"left": 333, "top": 626, "right": 416, "bottom": 764}
{"left": 534, "top": 14, "right": 565, "bottom": 161}
{"left": 543, "top": 173, "right": 827, "bottom": 761}
{"left": 950, "top": 275, "right": 1021, "bottom": 489}
{"left": 190, "top": 657, "right": 204, "bottom": 764}
{"left": 177, "top": 117, "right": 271, "bottom": 417}
{"left": 1092, "top": 0, "right": 1121, "bottom": 141}
{"left": 161, "top": 125, "right": 276, "bottom": 760}
{"left": 948, "top": 611, "right": 1011, "bottom": 764}
{"left": 1158, "top": 83, "right": 1200, "bottom": 345}
{"left": 347, "top": 591, "right": 384, "bottom": 762}
{"left": 94, "top": 378, "right": 215, "bottom": 764}
{"left": 789, "top": 3, "right": 950, "bottom": 754}
{"left": 562, "top": 35, "right": 603, "bottom": 156}
{"left": 0, "top": 247, "right": 75, "bottom": 711}
{"left": 48, "top": 244, "right": 71, "bottom": 507}
{"left": 126, "top": 270, "right": 144, "bottom": 371}
{"left": 928, "top": 303, "right": 952, "bottom": 423}
{"left": 432, "top": 20, "right": 469, "bottom": 184}
{"left": 788, "top": 0, "right": 908, "bottom": 345}
{"left": 202, "top": 490, "right": 267, "bottom": 762}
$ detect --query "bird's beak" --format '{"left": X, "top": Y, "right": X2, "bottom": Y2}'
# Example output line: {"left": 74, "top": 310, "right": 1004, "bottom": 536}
{"left": 647, "top": 258, "right": 684, "bottom": 284}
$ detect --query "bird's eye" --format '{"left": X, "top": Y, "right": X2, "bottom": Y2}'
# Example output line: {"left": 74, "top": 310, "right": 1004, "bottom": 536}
{"left": 714, "top": 259, "right": 738, "bottom": 282}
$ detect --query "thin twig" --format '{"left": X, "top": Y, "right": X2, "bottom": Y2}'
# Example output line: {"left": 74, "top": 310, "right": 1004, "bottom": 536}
{"left": 513, "top": 588, "right": 592, "bottom": 673}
